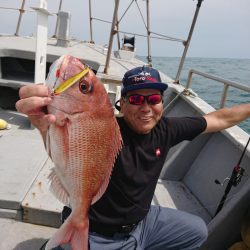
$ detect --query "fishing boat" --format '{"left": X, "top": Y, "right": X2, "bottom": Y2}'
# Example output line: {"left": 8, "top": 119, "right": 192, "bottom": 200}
{"left": 0, "top": 1, "right": 249, "bottom": 249}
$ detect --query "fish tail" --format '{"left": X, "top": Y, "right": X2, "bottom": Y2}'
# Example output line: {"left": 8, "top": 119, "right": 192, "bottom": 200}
{"left": 45, "top": 215, "right": 89, "bottom": 250}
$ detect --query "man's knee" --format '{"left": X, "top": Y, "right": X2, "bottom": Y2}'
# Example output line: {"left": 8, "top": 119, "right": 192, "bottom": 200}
{"left": 144, "top": 206, "right": 208, "bottom": 249}
{"left": 192, "top": 216, "right": 208, "bottom": 247}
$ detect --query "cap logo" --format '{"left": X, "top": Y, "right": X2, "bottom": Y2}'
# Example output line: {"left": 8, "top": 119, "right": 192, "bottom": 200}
{"left": 155, "top": 147, "right": 161, "bottom": 157}
{"left": 138, "top": 71, "right": 151, "bottom": 76}
{"left": 132, "top": 75, "right": 157, "bottom": 84}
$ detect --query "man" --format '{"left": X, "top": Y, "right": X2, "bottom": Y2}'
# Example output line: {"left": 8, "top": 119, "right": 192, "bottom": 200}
{"left": 16, "top": 66, "right": 250, "bottom": 250}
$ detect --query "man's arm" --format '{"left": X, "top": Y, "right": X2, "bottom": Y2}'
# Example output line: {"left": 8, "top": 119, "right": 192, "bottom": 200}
{"left": 203, "top": 103, "right": 250, "bottom": 133}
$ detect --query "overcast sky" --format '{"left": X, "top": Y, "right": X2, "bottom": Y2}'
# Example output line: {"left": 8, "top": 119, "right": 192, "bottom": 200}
{"left": 0, "top": 0, "right": 249, "bottom": 59}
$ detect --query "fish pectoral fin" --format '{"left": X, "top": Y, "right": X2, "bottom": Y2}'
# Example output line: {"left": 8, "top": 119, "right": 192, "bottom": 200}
{"left": 48, "top": 168, "right": 70, "bottom": 205}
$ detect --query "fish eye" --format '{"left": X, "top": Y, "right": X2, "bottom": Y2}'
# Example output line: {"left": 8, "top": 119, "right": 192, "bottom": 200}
{"left": 79, "top": 79, "right": 92, "bottom": 94}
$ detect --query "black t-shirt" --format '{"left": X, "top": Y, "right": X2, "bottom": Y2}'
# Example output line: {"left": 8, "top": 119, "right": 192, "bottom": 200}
{"left": 89, "top": 116, "right": 207, "bottom": 225}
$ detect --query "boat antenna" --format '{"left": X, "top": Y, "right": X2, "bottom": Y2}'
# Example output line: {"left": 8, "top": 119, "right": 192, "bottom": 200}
{"left": 214, "top": 137, "right": 250, "bottom": 216}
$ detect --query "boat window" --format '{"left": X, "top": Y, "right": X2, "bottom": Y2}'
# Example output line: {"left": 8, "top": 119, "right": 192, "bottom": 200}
{"left": 1, "top": 57, "right": 52, "bottom": 82}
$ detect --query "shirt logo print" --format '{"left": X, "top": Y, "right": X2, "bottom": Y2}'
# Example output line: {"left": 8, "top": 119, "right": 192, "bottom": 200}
{"left": 155, "top": 148, "right": 161, "bottom": 157}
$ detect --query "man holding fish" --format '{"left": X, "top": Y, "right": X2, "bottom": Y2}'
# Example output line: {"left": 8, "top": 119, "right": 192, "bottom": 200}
{"left": 16, "top": 55, "right": 250, "bottom": 250}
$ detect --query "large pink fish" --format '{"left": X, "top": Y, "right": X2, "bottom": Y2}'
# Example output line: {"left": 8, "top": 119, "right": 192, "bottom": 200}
{"left": 44, "top": 55, "right": 122, "bottom": 250}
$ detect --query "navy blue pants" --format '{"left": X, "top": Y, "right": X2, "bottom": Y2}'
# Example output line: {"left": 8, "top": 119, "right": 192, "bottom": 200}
{"left": 43, "top": 206, "right": 208, "bottom": 250}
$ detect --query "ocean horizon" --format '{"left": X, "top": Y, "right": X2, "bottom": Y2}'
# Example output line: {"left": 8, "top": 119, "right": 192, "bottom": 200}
{"left": 138, "top": 56, "right": 250, "bottom": 134}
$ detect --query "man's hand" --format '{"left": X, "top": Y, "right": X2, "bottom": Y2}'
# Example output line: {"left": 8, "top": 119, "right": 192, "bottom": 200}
{"left": 15, "top": 84, "right": 56, "bottom": 138}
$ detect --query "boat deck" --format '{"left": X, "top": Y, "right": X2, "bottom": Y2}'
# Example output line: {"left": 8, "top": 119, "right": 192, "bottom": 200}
{"left": 153, "top": 179, "right": 211, "bottom": 223}
{"left": 0, "top": 217, "right": 55, "bottom": 250}
{"left": 0, "top": 109, "right": 55, "bottom": 249}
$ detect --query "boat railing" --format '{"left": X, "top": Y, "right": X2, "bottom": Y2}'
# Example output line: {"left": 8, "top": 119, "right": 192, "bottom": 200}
{"left": 0, "top": 0, "right": 58, "bottom": 37}
{"left": 185, "top": 69, "right": 250, "bottom": 108}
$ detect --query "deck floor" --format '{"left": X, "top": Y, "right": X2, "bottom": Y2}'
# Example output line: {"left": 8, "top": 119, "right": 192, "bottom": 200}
{"left": 0, "top": 217, "right": 56, "bottom": 250}
{"left": 153, "top": 179, "right": 212, "bottom": 224}
{"left": 0, "top": 110, "right": 48, "bottom": 210}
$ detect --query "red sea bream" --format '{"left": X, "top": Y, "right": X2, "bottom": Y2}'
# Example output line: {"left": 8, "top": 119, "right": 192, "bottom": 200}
{"left": 44, "top": 55, "right": 122, "bottom": 250}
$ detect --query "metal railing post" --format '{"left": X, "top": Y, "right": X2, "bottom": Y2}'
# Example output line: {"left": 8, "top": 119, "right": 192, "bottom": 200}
{"left": 146, "top": 0, "right": 152, "bottom": 66}
{"left": 185, "top": 69, "right": 250, "bottom": 108}
{"left": 15, "top": 0, "right": 26, "bottom": 36}
{"left": 53, "top": 0, "right": 63, "bottom": 38}
{"left": 175, "top": 0, "right": 204, "bottom": 83}
{"left": 32, "top": 0, "right": 51, "bottom": 83}
{"left": 220, "top": 84, "right": 229, "bottom": 108}
{"left": 89, "top": 0, "right": 94, "bottom": 43}
{"left": 186, "top": 70, "right": 193, "bottom": 89}
{"left": 104, "top": 0, "right": 120, "bottom": 74}
{"left": 116, "top": 15, "right": 121, "bottom": 50}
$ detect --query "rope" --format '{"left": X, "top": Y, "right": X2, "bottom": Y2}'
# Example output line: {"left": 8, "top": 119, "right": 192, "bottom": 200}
{"left": 135, "top": 0, "right": 147, "bottom": 30}
{"left": 118, "top": 0, "right": 134, "bottom": 24}
{"left": 163, "top": 90, "right": 184, "bottom": 115}
{"left": 150, "top": 31, "right": 186, "bottom": 43}
{"left": 163, "top": 88, "right": 197, "bottom": 115}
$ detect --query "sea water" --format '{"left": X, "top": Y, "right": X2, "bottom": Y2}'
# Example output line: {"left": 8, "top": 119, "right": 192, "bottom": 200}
{"left": 138, "top": 56, "right": 250, "bottom": 134}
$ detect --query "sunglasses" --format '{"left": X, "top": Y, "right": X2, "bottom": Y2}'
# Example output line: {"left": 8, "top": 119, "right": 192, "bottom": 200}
{"left": 125, "top": 94, "right": 163, "bottom": 106}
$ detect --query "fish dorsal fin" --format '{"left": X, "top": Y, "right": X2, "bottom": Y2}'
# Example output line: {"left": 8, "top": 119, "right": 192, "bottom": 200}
{"left": 48, "top": 168, "right": 70, "bottom": 205}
